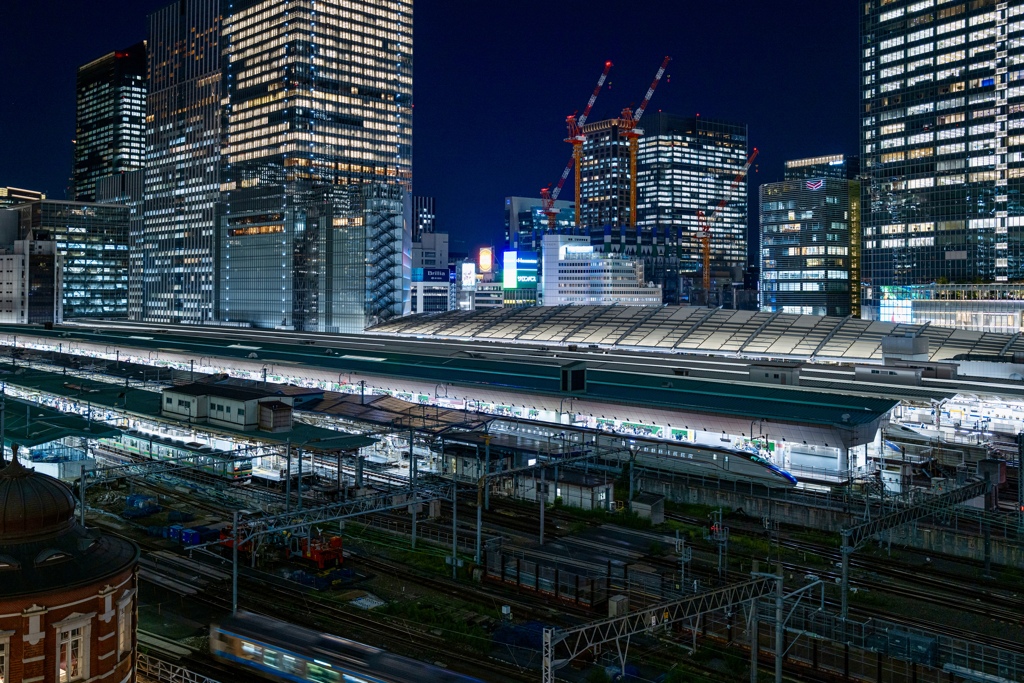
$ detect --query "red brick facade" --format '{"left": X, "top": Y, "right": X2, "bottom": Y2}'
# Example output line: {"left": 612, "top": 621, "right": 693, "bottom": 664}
{"left": 0, "top": 565, "right": 137, "bottom": 683}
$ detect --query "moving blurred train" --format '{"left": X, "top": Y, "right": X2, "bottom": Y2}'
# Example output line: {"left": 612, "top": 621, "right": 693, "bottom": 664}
{"left": 210, "top": 611, "right": 484, "bottom": 683}
{"left": 96, "top": 430, "right": 252, "bottom": 481}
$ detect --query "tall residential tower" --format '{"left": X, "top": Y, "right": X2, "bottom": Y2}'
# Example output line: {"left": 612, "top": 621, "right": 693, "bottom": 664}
{"left": 217, "top": 0, "right": 413, "bottom": 332}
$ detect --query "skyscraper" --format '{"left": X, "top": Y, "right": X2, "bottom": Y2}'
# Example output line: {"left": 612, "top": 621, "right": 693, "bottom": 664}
{"left": 579, "top": 116, "right": 634, "bottom": 229}
{"left": 217, "top": 0, "right": 413, "bottom": 332}
{"left": 636, "top": 113, "right": 749, "bottom": 281}
{"left": 72, "top": 42, "right": 147, "bottom": 202}
{"left": 142, "top": 0, "right": 222, "bottom": 323}
{"left": 760, "top": 155, "right": 861, "bottom": 317}
{"left": 860, "top": 0, "right": 1024, "bottom": 318}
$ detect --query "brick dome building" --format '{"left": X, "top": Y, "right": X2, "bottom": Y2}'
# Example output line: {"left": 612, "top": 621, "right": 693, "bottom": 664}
{"left": 0, "top": 445, "right": 139, "bottom": 682}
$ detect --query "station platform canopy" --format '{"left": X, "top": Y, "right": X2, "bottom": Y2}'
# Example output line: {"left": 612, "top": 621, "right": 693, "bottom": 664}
{"left": 0, "top": 367, "right": 373, "bottom": 451}
{"left": 0, "top": 395, "right": 120, "bottom": 448}
{"left": 367, "top": 306, "right": 1024, "bottom": 364}
{"left": 312, "top": 394, "right": 495, "bottom": 435}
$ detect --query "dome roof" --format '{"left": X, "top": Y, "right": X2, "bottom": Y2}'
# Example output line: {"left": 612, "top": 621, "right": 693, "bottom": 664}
{"left": 0, "top": 448, "right": 77, "bottom": 542}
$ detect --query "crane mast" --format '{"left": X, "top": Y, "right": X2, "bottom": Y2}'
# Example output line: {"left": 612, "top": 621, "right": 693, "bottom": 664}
{"left": 542, "top": 61, "right": 613, "bottom": 230}
{"left": 620, "top": 56, "right": 671, "bottom": 229}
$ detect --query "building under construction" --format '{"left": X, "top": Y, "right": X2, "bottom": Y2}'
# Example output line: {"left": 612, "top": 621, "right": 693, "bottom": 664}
{"left": 531, "top": 58, "right": 755, "bottom": 304}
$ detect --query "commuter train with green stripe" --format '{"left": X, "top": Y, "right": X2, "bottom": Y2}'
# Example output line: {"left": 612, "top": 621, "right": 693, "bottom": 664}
{"left": 96, "top": 430, "right": 252, "bottom": 481}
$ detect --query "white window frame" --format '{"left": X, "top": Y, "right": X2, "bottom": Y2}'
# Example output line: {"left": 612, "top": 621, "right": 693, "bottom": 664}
{"left": 0, "top": 629, "right": 13, "bottom": 683}
{"left": 117, "top": 590, "right": 135, "bottom": 657}
{"left": 54, "top": 614, "right": 93, "bottom": 683}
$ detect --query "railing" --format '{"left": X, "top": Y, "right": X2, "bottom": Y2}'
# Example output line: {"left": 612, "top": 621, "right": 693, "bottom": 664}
{"left": 137, "top": 653, "right": 221, "bottom": 683}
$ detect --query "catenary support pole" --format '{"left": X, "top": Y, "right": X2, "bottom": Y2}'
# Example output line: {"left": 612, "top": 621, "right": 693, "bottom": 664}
{"left": 452, "top": 466, "right": 458, "bottom": 580}
{"left": 285, "top": 440, "right": 292, "bottom": 514}
{"left": 539, "top": 467, "right": 546, "bottom": 545}
{"left": 775, "top": 568, "right": 784, "bottom": 683}
{"left": 232, "top": 509, "right": 239, "bottom": 615}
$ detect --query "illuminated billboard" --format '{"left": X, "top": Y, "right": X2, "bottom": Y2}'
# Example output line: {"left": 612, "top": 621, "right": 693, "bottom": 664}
{"left": 503, "top": 250, "right": 538, "bottom": 290}
{"left": 479, "top": 247, "right": 493, "bottom": 273}
{"left": 461, "top": 262, "right": 477, "bottom": 289}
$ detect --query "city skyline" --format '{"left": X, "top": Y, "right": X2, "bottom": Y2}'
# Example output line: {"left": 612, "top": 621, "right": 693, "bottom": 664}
{"left": 0, "top": 1, "right": 859, "bottom": 258}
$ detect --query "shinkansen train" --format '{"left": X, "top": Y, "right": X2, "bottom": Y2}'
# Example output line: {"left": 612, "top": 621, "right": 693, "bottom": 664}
{"left": 96, "top": 430, "right": 252, "bottom": 481}
{"left": 211, "top": 611, "right": 485, "bottom": 683}
{"left": 484, "top": 422, "right": 799, "bottom": 487}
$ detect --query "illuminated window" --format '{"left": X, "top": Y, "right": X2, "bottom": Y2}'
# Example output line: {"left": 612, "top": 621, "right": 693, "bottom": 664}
{"left": 57, "top": 623, "right": 88, "bottom": 682}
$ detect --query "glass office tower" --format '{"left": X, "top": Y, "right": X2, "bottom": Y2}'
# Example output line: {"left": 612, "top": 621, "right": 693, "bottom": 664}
{"left": 861, "top": 0, "right": 1024, "bottom": 318}
{"left": 73, "top": 42, "right": 147, "bottom": 202}
{"left": 217, "top": 0, "right": 413, "bottom": 332}
{"left": 142, "top": 0, "right": 222, "bottom": 323}
{"left": 14, "top": 201, "right": 129, "bottom": 318}
{"left": 636, "top": 113, "right": 749, "bottom": 278}
{"left": 760, "top": 155, "right": 861, "bottom": 317}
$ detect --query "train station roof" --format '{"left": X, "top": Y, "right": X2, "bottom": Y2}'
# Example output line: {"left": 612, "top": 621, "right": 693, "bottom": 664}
{"left": 0, "top": 395, "right": 120, "bottom": 448}
{"left": 312, "top": 394, "right": 495, "bottom": 434}
{"left": 0, "top": 366, "right": 372, "bottom": 450}
{"left": 367, "top": 306, "right": 1024, "bottom": 364}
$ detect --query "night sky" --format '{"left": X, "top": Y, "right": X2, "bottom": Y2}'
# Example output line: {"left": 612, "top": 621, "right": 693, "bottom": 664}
{"left": 0, "top": 1, "right": 859, "bottom": 261}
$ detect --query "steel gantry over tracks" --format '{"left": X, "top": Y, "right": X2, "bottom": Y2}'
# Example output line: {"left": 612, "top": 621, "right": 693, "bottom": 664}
{"left": 839, "top": 478, "right": 988, "bottom": 617}
{"left": 542, "top": 576, "right": 777, "bottom": 683}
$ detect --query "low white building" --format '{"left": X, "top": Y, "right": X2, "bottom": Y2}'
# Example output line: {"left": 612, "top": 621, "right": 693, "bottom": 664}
{"left": 160, "top": 383, "right": 295, "bottom": 431}
{"left": 539, "top": 234, "right": 662, "bottom": 307}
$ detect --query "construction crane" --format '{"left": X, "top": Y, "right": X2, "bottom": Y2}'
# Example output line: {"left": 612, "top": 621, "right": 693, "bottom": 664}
{"left": 619, "top": 56, "right": 672, "bottom": 228}
{"left": 697, "top": 147, "right": 759, "bottom": 296}
{"left": 541, "top": 61, "right": 613, "bottom": 230}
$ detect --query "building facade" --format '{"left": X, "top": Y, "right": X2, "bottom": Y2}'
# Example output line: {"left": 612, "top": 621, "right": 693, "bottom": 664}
{"left": 412, "top": 195, "right": 436, "bottom": 241}
{"left": 861, "top": 0, "right": 1024, "bottom": 317}
{"left": 504, "top": 196, "right": 575, "bottom": 251}
{"left": 0, "top": 448, "right": 139, "bottom": 683}
{"left": 635, "top": 113, "right": 749, "bottom": 289}
{"left": 96, "top": 170, "right": 145, "bottom": 318}
{"left": 0, "top": 187, "right": 45, "bottom": 207}
{"left": 13, "top": 201, "right": 128, "bottom": 318}
{"left": 216, "top": 0, "right": 413, "bottom": 332}
{"left": 876, "top": 282, "right": 1024, "bottom": 333}
{"left": 539, "top": 233, "right": 663, "bottom": 307}
{"left": 73, "top": 42, "right": 147, "bottom": 203}
{"left": 0, "top": 240, "right": 63, "bottom": 325}
{"left": 142, "top": 0, "right": 222, "bottom": 323}
{"left": 760, "top": 156, "right": 861, "bottom": 317}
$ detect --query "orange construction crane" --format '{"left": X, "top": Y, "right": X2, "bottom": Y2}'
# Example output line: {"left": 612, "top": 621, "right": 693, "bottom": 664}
{"left": 542, "top": 61, "right": 613, "bottom": 230}
{"left": 697, "top": 147, "right": 759, "bottom": 294}
{"left": 620, "top": 56, "right": 671, "bottom": 228}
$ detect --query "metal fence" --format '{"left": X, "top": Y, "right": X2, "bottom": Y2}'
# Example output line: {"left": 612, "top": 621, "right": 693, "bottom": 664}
{"left": 137, "top": 654, "right": 221, "bottom": 683}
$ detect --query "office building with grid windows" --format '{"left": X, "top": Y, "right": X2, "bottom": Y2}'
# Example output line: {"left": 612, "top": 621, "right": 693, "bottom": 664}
{"left": 760, "top": 155, "right": 861, "bottom": 317}
{"left": 861, "top": 0, "right": 1024, "bottom": 320}
{"left": 12, "top": 201, "right": 128, "bottom": 319}
{"left": 636, "top": 113, "right": 749, "bottom": 287}
{"left": 504, "top": 196, "right": 575, "bottom": 252}
{"left": 142, "top": 0, "right": 222, "bottom": 324}
{"left": 217, "top": 0, "right": 413, "bottom": 332}
{"left": 72, "top": 42, "right": 146, "bottom": 203}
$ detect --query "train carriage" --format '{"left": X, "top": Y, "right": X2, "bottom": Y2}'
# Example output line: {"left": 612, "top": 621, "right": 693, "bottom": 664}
{"left": 96, "top": 430, "right": 252, "bottom": 481}
{"left": 211, "top": 611, "right": 484, "bottom": 683}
